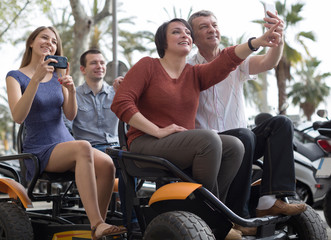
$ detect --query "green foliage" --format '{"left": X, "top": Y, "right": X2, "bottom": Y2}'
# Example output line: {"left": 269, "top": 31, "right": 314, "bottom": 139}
{"left": 8, "top": 0, "right": 155, "bottom": 69}
{"left": 119, "top": 30, "right": 155, "bottom": 67}
{"left": 275, "top": 1, "right": 285, "bottom": 15}
{"left": 288, "top": 58, "right": 331, "bottom": 120}
{"left": 0, "top": 87, "right": 12, "bottom": 134}
{"left": 0, "top": 0, "right": 51, "bottom": 44}
{"left": 84, "top": 1, "right": 155, "bottom": 67}
{"left": 297, "top": 31, "right": 315, "bottom": 41}
{"left": 220, "top": 33, "right": 266, "bottom": 111}
{"left": 283, "top": 44, "right": 302, "bottom": 66}
{"left": 10, "top": 5, "right": 74, "bottom": 61}
{"left": 275, "top": 0, "right": 314, "bottom": 64}
{"left": 46, "top": 7, "right": 74, "bottom": 61}
{"left": 163, "top": 6, "right": 193, "bottom": 20}
{"left": 219, "top": 35, "right": 231, "bottom": 48}
{"left": 243, "top": 78, "right": 266, "bottom": 110}
{"left": 254, "top": 1, "right": 318, "bottom": 112}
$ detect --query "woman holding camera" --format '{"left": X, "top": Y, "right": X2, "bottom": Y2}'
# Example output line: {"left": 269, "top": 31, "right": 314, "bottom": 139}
{"left": 6, "top": 26, "right": 126, "bottom": 240}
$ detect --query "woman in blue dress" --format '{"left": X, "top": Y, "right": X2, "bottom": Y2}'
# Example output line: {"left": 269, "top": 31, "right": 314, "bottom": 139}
{"left": 5, "top": 26, "right": 126, "bottom": 240}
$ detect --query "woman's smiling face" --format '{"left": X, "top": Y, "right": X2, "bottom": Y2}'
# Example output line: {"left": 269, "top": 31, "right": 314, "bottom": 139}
{"left": 30, "top": 28, "right": 58, "bottom": 56}
{"left": 165, "top": 21, "right": 193, "bottom": 56}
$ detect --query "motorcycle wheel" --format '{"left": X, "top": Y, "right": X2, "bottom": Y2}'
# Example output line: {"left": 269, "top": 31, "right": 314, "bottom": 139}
{"left": 323, "top": 189, "right": 331, "bottom": 227}
{"left": 144, "top": 211, "right": 215, "bottom": 240}
{"left": 295, "top": 181, "right": 313, "bottom": 205}
{"left": 283, "top": 203, "right": 327, "bottom": 240}
{"left": 0, "top": 202, "right": 34, "bottom": 240}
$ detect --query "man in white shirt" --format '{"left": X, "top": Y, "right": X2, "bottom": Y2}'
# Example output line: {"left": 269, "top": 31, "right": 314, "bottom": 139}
{"left": 188, "top": 10, "right": 306, "bottom": 236}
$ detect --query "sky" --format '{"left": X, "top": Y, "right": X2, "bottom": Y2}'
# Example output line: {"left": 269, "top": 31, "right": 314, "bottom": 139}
{"left": 0, "top": 0, "right": 330, "bottom": 120}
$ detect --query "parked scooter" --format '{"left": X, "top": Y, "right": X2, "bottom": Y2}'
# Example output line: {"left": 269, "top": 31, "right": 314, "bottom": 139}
{"left": 253, "top": 107, "right": 331, "bottom": 228}
{"left": 292, "top": 109, "right": 331, "bottom": 227}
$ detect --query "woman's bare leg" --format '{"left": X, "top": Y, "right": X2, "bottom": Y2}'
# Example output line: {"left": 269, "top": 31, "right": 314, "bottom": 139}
{"left": 93, "top": 148, "right": 115, "bottom": 219}
{"left": 45, "top": 140, "right": 114, "bottom": 234}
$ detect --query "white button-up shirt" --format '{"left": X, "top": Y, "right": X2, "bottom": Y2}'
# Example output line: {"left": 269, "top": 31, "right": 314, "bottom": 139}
{"left": 188, "top": 51, "right": 255, "bottom": 132}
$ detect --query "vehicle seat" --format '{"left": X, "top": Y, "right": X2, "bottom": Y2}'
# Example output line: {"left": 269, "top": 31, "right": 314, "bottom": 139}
{"left": 12, "top": 123, "right": 78, "bottom": 221}
{"left": 106, "top": 121, "right": 195, "bottom": 234}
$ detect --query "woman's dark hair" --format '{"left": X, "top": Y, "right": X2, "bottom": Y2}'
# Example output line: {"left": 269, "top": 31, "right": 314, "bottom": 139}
{"left": 155, "top": 18, "right": 193, "bottom": 58}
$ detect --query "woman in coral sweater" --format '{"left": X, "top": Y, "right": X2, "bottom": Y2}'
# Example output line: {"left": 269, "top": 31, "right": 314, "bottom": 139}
{"left": 111, "top": 18, "right": 280, "bottom": 203}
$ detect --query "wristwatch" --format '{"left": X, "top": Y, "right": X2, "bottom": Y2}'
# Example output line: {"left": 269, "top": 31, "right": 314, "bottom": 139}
{"left": 248, "top": 37, "right": 260, "bottom": 51}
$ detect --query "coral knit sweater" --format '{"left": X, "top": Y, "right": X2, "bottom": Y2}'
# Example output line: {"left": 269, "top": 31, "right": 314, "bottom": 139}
{"left": 111, "top": 46, "right": 243, "bottom": 147}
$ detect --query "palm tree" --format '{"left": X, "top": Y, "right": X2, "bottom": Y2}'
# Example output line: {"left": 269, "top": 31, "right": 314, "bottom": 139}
{"left": 274, "top": 0, "right": 315, "bottom": 113}
{"left": 118, "top": 30, "right": 155, "bottom": 68}
{"left": 46, "top": 6, "right": 74, "bottom": 63}
{"left": 163, "top": 5, "right": 193, "bottom": 20}
{"left": 90, "top": 5, "right": 156, "bottom": 79}
{"left": 44, "top": 0, "right": 156, "bottom": 85}
{"left": 288, "top": 58, "right": 331, "bottom": 121}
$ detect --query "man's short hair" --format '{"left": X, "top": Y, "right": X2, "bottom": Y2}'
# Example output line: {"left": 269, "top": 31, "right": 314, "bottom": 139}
{"left": 80, "top": 49, "right": 103, "bottom": 67}
{"left": 188, "top": 10, "right": 217, "bottom": 29}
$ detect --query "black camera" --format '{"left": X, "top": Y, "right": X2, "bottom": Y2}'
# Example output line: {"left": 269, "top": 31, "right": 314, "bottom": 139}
{"left": 44, "top": 55, "right": 68, "bottom": 69}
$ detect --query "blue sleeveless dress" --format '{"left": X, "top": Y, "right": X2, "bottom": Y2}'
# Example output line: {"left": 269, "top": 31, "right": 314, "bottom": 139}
{"left": 6, "top": 70, "right": 74, "bottom": 180}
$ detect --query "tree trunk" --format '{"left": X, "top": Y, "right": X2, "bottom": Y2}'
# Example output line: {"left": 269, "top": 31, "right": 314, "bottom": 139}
{"left": 69, "top": 0, "right": 112, "bottom": 86}
{"left": 275, "top": 56, "right": 291, "bottom": 114}
{"left": 70, "top": 0, "right": 91, "bottom": 86}
{"left": 300, "top": 102, "right": 315, "bottom": 121}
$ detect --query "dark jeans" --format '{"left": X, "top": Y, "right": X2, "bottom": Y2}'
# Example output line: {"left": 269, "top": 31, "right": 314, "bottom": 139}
{"left": 224, "top": 115, "right": 296, "bottom": 218}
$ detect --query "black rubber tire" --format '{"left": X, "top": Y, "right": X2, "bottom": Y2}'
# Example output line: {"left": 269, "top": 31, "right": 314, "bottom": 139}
{"left": 143, "top": 211, "right": 215, "bottom": 240}
{"left": 285, "top": 203, "right": 327, "bottom": 240}
{"left": 0, "top": 202, "right": 34, "bottom": 240}
{"left": 323, "top": 189, "right": 331, "bottom": 228}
